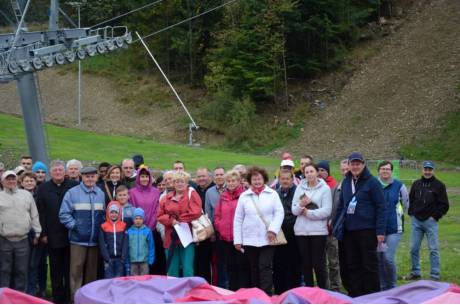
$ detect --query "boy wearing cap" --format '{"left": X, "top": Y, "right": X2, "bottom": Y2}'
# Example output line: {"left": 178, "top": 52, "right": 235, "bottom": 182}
{"left": 99, "top": 202, "right": 128, "bottom": 278}
{"left": 0, "top": 170, "right": 41, "bottom": 292}
{"left": 408, "top": 161, "right": 449, "bottom": 281}
{"left": 126, "top": 208, "right": 155, "bottom": 275}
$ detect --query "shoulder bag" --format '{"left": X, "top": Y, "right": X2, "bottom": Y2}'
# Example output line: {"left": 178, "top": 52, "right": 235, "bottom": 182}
{"left": 250, "top": 196, "right": 287, "bottom": 246}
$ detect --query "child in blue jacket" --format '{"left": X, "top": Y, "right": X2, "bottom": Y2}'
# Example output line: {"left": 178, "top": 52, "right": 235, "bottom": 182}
{"left": 126, "top": 208, "right": 155, "bottom": 275}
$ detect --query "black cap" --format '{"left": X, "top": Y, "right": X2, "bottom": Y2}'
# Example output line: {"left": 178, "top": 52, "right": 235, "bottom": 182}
{"left": 348, "top": 152, "right": 365, "bottom": 163}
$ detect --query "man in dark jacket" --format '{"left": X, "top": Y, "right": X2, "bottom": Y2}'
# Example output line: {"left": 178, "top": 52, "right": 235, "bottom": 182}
{"left": 36, "top": 160, "right": 78, "bottom": 303}
{"left": 194, "top": 168, "right": 215, "bottom": 284}
{"left": 273, "top": 170, "right": 301, "bottom": 294}
{"left": 408, "top": 161, "right": 449, "bottom": 281}
{"left": 334, "top": 152, "right": 387, "bottom": 297}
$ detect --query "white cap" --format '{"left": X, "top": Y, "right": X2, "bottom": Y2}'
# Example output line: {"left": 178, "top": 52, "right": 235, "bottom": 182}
{"left": 14, "top": 165, "right": 25, "bottom": 174}
{"left": 280, "top": 159, "right": 295, "bottom": 167}
{"left": 1, "top": 170, "right": 17, "bottom": 181}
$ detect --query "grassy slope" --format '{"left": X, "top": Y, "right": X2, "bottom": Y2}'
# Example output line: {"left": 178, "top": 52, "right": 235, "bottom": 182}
{"left": 0, "top": 113, "right": 278, "bottom": 171}
{"left": 399, "top": 111, "right": 460, "bottom": 164}
{"left": 1, "top": 112, "right": 459, "bottom": 286}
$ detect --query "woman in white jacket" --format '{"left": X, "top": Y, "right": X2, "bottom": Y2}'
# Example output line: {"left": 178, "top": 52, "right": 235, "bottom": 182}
{"left": 233, "top": 166, "right": 284, "bottom": 295}
{"left": 292, "top": 164, "right": 332, "bottom": 289}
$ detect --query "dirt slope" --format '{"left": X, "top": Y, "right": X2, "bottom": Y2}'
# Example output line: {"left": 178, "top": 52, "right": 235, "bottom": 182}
{"left": 285, "top": 0, "right": 460, "bottom": 160}
{"left": 0, "top": 67, "right": 186, "bottom": 142}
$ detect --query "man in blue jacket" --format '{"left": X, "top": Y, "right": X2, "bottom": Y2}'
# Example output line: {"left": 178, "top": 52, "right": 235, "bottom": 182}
{"left": 59, "top": 166, "right": 105, "bottom": 301}
{"left": 334, "top": 152, "right": 387, "bottom": 297}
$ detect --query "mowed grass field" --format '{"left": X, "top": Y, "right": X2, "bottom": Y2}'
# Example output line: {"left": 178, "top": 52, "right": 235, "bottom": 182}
{"left": 0, "top": 112, "right": 459, "bottom": 288}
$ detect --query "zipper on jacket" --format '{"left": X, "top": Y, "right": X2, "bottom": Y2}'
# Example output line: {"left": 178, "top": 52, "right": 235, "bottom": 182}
{"left": 89, "top": 192, "right": 94, "bottom": 246}
{"left": 113, "top": 222, "right": 117, "bottom": 257}
{"left": 137, "top": 227, "right": 140, "bottom": 261}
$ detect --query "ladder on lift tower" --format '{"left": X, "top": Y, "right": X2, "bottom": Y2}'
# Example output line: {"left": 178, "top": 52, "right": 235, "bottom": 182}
{"left": 10, "top": 0, "right": 23, "bottom": 24}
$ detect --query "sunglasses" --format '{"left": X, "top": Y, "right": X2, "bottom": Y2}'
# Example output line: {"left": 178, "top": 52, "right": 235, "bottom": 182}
{"left": 36, "top": 170, "right": 46, "bottom": 174}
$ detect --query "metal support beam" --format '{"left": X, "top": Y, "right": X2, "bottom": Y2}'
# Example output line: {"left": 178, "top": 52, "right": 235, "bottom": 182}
{"left": 49, "top": 0, "right": 59, "bottom": 32}
{"left": 16, "top": 73, "right": 49, "bottom": 164}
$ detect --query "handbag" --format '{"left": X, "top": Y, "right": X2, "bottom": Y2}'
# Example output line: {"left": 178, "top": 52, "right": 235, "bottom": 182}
{"left": 250, "top": 196, "right": 287, "bottom": 246}
{"left": 187, "top": 187, "right": 215, "bottom": 242}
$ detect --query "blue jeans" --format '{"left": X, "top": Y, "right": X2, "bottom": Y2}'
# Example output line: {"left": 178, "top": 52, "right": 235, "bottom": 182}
{"left": 378, "top": 233, "right": 402, "bottom": 290}
{"left": 410, "top": 217, "right": 440, "bottom": 279}
{"left": 104, "top": 258, "right": 125, "bottom": 279}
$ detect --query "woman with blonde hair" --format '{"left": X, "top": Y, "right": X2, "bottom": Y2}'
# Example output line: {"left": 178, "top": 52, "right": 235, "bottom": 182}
{"left": 157, "top": 171, "right": 202, "bottom": 277}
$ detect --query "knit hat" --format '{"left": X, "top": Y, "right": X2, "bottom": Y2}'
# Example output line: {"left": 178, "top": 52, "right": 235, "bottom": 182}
{"left": 132, "top": 154, "right": 144, "bottom": 168}
{"left": 317, "top": 160, "right": 330, "bottom": 175}
{"left": 109, "top": 204, "right": 120, "bottom": 213}
{"left": 32, "top": 161, "right": 48, "bottom": 173}
{"left": 133, "top": 208, "right": 145, "bottom": 219}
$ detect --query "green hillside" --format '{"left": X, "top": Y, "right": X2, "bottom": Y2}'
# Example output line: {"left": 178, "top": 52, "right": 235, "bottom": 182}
{"left": 0, "top": 113, "right": 278, "bottom": 171}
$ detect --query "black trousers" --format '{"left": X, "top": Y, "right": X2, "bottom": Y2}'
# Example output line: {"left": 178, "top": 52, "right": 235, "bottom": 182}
{"left": 150, "top": 230, "right": 166, "bottom": 275}
{"left": 296, "top": 235, "right": 328, "bottom": 288}
{"left": 343, "top": 229, "right": 380, "bottom": 297}
{"left": 245, "top": 246, "right": 275, "bottom": 296}
{"left": 338, "top": 240, "right": 350, "bottom": 292}
{"left": 194, "top": 239, "right": 212, "bottom": 283}
{"left": 49, "top": 246, "right": 71, "bottom": 303}
{"left": 221, "top": 240, "right": 251, "bottom": 291}
{"left": 273, "top": 233, "right": 302, "bottom": 294}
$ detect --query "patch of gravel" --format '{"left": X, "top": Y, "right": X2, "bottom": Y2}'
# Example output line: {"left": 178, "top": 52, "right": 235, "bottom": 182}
{"left": 284, "top": 0, "right": 460, "bottom": 160}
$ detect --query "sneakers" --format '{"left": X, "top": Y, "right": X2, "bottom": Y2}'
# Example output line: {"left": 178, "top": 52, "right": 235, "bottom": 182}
{"left": 430, "top": 276, "right": 440, "bottom": 281}
{"left": 405, "top": 274, "right": 421, "bottom": 281}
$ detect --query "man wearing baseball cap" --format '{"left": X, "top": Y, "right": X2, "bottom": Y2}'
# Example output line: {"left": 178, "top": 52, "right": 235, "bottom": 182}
{"left": 0, "top": 170, "right": 41, "bottom": 292}
{"left": 333, "top": 152, "right": 387, "bottom": 297}
{"left": 407, "top": 160, "right": 449, "bottom": 281}
{"left": 59, "top": 166, "right": 105, "bottom": 301}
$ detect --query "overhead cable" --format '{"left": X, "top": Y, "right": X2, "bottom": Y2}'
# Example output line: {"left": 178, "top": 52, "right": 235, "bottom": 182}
{"left": 90, "top": 0, "right": 164, "bottom": 29}
{"left": 133, "top": 0, "right": 238, "bottom": 43}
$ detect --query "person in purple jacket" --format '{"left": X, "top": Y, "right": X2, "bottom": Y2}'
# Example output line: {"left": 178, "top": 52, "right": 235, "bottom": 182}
{"left": 129, "top": 165, "right": 165, "bottom": 274}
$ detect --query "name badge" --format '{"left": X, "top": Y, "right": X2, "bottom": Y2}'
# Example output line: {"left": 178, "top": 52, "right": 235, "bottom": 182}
{"left": 347, "top": 196, "right": 357, "bottom": 214}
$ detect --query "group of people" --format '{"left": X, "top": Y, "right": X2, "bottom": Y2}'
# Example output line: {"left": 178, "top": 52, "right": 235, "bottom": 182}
{"left": 0, "top": 152, "right": 450, "bottom": 303}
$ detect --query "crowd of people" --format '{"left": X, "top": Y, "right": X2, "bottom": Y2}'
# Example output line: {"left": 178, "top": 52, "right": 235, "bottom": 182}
{"left": 0, "top": 152, "right": 450, "bottom": 303}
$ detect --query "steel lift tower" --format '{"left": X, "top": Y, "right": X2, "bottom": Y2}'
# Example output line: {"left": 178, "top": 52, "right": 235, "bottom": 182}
{"left": 0, "top": 0, "right": 132, "bottom": 164}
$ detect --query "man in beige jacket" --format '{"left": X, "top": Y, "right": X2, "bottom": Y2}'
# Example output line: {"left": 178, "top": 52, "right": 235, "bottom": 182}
{"left": 0, "top": 170, "right": 41, "bottom": 292}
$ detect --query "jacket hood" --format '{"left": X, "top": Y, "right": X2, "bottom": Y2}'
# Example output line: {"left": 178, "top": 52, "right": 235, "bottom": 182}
{"left": 106, "top": 201, "right": 122, "bottom": 223}
{"left": 135, "top": 166, "right": 153, "bottom": 190}
{"left": 102, "top": 201, "right": 126, "bottom": 232}
{"left": 298, "top": 178, "right": 327, "bottom": 191}
{"left": 221, "top": 185, "right": 245, "bottom": 201}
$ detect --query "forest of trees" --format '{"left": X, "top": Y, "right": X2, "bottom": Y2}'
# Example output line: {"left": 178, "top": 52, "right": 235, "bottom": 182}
{"left": 0, "top": 0, "right": 382, "bottom": 148}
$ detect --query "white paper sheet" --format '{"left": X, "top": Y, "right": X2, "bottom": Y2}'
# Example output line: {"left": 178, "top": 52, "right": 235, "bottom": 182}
{"left": 173, "top": 222, "right": 193, "bottom": 247}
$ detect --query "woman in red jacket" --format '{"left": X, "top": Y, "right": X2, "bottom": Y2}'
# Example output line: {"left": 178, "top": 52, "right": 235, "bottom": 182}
{"left": 157, "top": 171, "right": 201, "bottom": 277}
{"left": 214, "top": 170, "right": 250, "bottom": 290}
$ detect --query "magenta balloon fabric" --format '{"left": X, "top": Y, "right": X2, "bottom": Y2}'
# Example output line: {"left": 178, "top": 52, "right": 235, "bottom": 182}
{"left": 74, "top": 276, "right": 460, "bottom": 304}
{"left": 75, "top": 275, "right": 208, "bottom": 303}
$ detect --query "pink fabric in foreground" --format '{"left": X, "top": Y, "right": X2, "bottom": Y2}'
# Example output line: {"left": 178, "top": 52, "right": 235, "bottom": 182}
{"left": 0, "top": 288, "right": 51, "bottom": 304}
{"left": 273, "top": 287, "right": 352, "bottom": 304}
